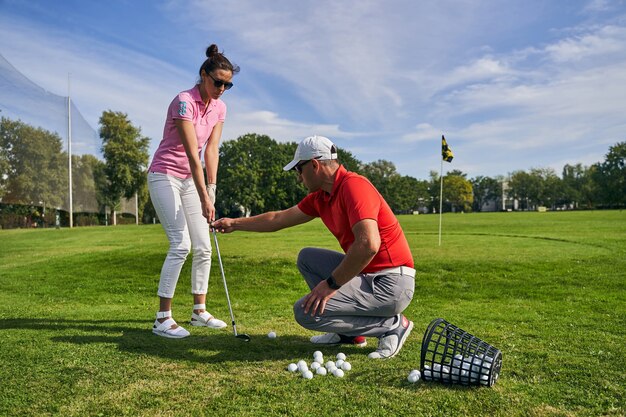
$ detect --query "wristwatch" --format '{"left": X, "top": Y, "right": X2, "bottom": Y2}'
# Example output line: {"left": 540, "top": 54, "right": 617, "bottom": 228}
{"left": 326, "top": 275, "right": 341, "bottom": 290}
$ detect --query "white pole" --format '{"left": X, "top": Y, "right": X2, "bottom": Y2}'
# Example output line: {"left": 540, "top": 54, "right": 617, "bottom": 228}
{"left": 135, "top": 192, "right": 139, "bottom": 225}
{"left": 438, "top": 158, "right": 444, "bottom": 246}
{"left": 67, "top": 73, "right": 73, "bottom": 228}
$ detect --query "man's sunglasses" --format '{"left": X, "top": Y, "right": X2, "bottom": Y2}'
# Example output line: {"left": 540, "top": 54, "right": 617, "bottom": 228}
{"left": 294, "top": 160, "right": 311, "bottom": 174}
{"left": 207, "top": 73, "right": 234, "bottom": 90}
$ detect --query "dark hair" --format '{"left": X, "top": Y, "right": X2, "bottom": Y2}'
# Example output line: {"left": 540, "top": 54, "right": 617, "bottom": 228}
{"left": 199, "top": 44, "right": 240, "bottom": 78}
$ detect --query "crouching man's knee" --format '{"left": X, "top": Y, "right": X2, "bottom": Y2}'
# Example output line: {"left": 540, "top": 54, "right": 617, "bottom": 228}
{"left": 293, "top": 296, "right": 316, "bottom": 330}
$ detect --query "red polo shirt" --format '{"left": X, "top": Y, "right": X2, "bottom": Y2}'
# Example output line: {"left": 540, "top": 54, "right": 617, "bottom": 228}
{"left": 298, "top": 165, "right": 414, "bottom": 272}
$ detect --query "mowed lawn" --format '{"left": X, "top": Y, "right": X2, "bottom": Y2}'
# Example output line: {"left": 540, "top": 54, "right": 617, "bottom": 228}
{"left": 0, "top": 211, "right": 624, "bottom": 416}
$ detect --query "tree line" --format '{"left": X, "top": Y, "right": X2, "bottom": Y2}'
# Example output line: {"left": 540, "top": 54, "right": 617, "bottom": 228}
{"left": 0, "top": 114, "right": 624, "bottom": 228}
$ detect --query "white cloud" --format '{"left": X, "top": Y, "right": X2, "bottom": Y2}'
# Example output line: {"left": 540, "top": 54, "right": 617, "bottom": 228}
{"left": 545, "top": 25, "right": 626, "bottom": 63}
{"left": 1, "top": 1, "right": 625, "bottom": 180}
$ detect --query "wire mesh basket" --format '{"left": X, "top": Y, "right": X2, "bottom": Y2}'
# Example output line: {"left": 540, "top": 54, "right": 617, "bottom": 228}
{"left": 420, "top": 318, "right": 502, "bottom": 387}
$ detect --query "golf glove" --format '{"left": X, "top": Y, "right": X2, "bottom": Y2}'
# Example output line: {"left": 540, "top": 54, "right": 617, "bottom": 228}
{"left": 207, "top": 183, "right": 217, "bottom": 204}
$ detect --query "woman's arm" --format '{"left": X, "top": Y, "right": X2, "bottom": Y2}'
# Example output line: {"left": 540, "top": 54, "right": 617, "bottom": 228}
{"left": 175, "top": 118, "right": 214, "bottom": 221}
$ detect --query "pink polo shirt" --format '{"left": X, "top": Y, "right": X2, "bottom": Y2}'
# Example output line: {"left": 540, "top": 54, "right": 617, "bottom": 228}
{"left": 149, "top": 85, "right": 226, "bottom": 179}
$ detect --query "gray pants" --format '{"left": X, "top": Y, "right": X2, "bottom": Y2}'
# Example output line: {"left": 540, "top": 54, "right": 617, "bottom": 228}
{"left": 293, "top": 247, "right": 415, "bottom": 338}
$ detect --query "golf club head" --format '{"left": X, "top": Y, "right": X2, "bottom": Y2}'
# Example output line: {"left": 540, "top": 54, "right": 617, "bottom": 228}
{"left": 236, "top": 334, "right": 251, "bottom": 342}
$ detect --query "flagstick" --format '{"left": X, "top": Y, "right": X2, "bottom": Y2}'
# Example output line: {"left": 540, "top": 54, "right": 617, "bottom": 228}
{"left": 438, "top": 157, "right": 444, "bottom": 246}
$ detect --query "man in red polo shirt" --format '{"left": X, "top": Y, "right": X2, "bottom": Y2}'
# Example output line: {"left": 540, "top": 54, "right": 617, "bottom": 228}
{"left": 212, "top": 135, "right": 415, "bottom": 359}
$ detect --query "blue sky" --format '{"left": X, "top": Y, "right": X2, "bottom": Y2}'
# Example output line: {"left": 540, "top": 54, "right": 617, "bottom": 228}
{"left": 1, "top": 0, "right": 625, "bottom": 180}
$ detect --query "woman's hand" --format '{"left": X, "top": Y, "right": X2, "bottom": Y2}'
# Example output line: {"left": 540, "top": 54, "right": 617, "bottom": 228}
{"left": 201, "top": 197, "right": 215, "bottom": 223}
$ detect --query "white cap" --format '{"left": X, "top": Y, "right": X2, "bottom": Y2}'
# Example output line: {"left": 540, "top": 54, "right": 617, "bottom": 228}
{"left": 283, "top": 135, "right": 338, "bottom": 171}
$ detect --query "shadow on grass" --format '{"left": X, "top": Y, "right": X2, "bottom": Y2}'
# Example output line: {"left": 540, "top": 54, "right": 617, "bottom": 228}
{"left": 0, "top": 317, "right": 368, "bottom": 364}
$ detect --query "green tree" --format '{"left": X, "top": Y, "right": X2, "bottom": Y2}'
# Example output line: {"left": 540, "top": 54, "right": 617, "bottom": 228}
{"left": 0, "top": 117, "right": 67, "bottom": 211}
{"left": 443, "top": 174, "right": 473, "bottom": 212}
{"left": 561, "top": 164, "right": 585, "bottom": 208}
{"left": 72, "top": 154, "right": 102, "bottom": 214}
{"left": 361, "top": 160, "right": 408, "bottom": 213}
{"left": 99, "top": 111, "right": 150, "bottom": 224}
{"left": 471, "top": 176, "right": 501, "bottom": 212}
{"left": 337, "top": 148, "right": 362, "bottom": 174}
{"left": 592, "top": 141, "right": 625, "bottom": 208}
{"left": 531, "top": 167, "right": 562, "bottom": 209}
{"left": 428, "top": 170, "right": 473, "bottom": 213}
{"left": 217, "top": 134, "right": 300, "bottom": 216}
{"left": 508, "top": 170, "right": 541, "bottom": 210}
{"left": 388, "top": 175, "right": 429, "bottom": 214}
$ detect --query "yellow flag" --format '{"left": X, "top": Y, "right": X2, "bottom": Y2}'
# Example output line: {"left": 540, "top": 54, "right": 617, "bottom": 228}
{"left": 442, "top": 135, "right": 454, "bottom": 162}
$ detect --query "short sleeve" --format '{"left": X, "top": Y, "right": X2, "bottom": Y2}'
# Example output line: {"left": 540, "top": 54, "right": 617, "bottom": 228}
{"left": 297, "top": 193, "right": 320, "bottom": 218}
{"left": 170, "top": 92, "right": 195, "bottom": 122}
{"left": 341, "top": 177, "right": 380, "bottom": 227}
{"left": 218, "top": 102, "right": 227, "bottom": 123}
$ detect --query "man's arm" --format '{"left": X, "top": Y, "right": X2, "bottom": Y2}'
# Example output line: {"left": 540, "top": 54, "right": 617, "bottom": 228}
{"left": 302, "top": 218, "right": 380, "bottom": 316}
{"left": 212, "top": 205, "right": 313, "bottom": 233}
{"left": 331, "top": 219, "right": 380, "bottom": 285}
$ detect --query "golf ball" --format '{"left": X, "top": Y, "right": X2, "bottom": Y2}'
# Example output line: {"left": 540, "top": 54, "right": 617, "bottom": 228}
{"left": 336, "top": 352, "right": 346, "bottom": 360}
{"left": 328, "top": 365, "right": 337, "bottom": 374}
{"left": 325, "top": 361, "right": 335, "bottom": 370}
{"left": 303, "top": 370, "right": 314, "bottom": 379}
{"left": 311, "top": 361, "right": 321, "bottom": 371}
{"left": 316, "top": 366, "right": 327, "bottom": 376}
{"left": 313, "top": 350, "right": 323, "bottom": 359}
{"left": 341, "top": 361, "right": 352, "bottom": 371}
{"left": 268, "top": 331, "right": 277, "bottom": 339}
{"left": 333, "top": 368, "right": 345, "bottom": 378}
{"left": 335, "top": 359, "right": 344, "bottom": 368}
{"left": 287, "top": 363, "right": 298, "bottom": 372}
{"left": 297, "top": 360, "right": 307, "bottom": 368}
{"left": 408, "top": 371, "right": 421, "bottom": 383}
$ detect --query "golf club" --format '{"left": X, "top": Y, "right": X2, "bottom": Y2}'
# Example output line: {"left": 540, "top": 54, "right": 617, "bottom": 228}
{"left": 212, "top": 229, "right": 251, "bottom": 342}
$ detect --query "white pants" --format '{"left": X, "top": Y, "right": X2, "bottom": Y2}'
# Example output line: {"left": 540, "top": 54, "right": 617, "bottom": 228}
{"left": 148, "top": 172, "right": 211, "bottom": 298}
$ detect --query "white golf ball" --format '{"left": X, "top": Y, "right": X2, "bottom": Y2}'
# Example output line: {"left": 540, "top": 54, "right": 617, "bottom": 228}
{"left": 328, "top": 365, "right": 337, "bottom": 374}
{"left": 287, "top": 363, "right": 298, "bottom": 372}
{"left": 316, "top": 366, "right": 327, "bottom": 376}
{"left": 298, "top": 363, "right": 308, "bottom": 373}
{"left": 336, "top": 352, "right": 346, "bottom": 360}
{"left": 341, "top": 361, "right": 352, "bottom": 371}
{"left": 333, "top": 368, "right": 345, "bottom": 378}
{"left": 302, "top": 370, "right": 314, "bottom": 379}
{"left": 325, "top": 361, "right": 335, "bottom": 370}
{"left": 267, "top": 331, "right": 277, "bottom": 339}
{"left": 407, "top": 371, "right": 420, "bottom": 383}
{"left": 313, "top": 350, "right": 323, "bottom": 359}
{"left": 335, "top": 359, "right": 344, "bottom": 368}
{"left": 311, "top": 361, "right": 321, "bottom": 371}
{"left": 297, "top": 360, "right": 307, "bottom": 368}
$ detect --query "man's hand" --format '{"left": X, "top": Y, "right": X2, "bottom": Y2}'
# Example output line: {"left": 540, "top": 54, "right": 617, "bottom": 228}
{"left": 301, "top": 280, "right": 338, "bottom": 316}
{"left": 212, "top": 217, "right": 235, "bottom": 233}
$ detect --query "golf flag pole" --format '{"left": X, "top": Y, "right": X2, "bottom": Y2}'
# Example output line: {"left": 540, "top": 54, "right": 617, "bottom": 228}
{"left": 439, "top": 135, "right": 454, "bottom": 246}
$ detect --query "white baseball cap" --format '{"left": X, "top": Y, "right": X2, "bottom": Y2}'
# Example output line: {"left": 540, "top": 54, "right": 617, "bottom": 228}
{"left": 283, "top": 135, "right": 338, "bottom": 171}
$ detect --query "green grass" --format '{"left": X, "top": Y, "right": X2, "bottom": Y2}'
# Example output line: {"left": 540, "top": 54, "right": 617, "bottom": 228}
{"left": 0, "top": 211, "right": 625, "bottom": 416}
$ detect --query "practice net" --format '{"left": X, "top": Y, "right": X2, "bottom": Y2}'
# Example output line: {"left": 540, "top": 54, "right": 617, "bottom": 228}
{"left": 0, "top": 53, "right": 138, "bottom": 228}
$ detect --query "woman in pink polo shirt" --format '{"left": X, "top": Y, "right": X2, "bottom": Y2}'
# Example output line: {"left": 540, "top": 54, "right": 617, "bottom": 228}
{"left": 148, "top": 44, "right": 239, "bottom": 338}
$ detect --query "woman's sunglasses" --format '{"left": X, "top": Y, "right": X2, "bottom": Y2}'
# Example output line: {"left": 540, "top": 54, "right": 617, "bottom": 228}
{"left": 207, "top": 73, "right": 234, "bottom": 90}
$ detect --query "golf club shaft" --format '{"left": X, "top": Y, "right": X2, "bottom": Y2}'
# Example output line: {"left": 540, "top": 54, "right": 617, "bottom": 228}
{"left": 212, "top": 230, "right": 239, "bottom": 336}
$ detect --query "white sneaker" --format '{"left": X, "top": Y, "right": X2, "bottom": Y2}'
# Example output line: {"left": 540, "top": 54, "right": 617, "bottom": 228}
{"left": 153, "top": 318, "right": 190, "bottom": 339}
{"left": 368, "top": 315, "right": 413, "bottom": 359}
{"left": 191, "top": 311, "right": 227, "bottom": 329}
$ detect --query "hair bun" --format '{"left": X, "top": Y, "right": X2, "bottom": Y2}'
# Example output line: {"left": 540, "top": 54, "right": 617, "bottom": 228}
{"left": 206, "top": 44, "right": 219, "bottom": 58}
